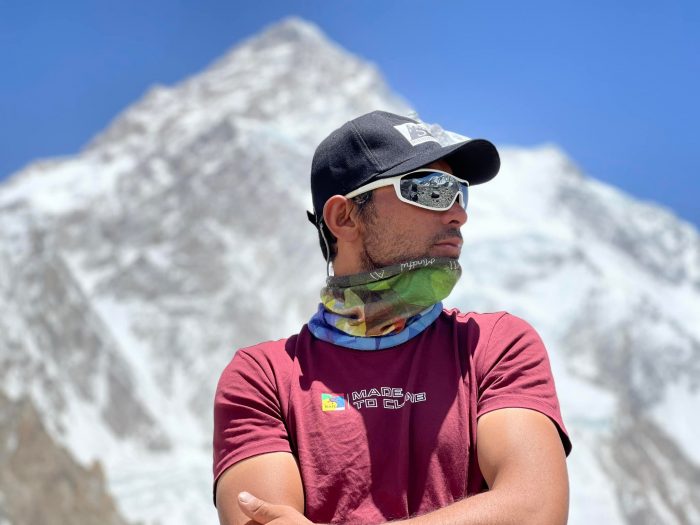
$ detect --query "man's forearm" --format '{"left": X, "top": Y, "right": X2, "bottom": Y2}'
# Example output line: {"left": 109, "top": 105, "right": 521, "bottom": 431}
{"left": 400, "top": 487, "right": 568, "bottom": 525}
{"left": 234, "top": 481, "right": 567, "bottom": 525}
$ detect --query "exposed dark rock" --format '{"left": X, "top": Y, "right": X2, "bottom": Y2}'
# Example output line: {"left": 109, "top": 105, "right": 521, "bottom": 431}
{"left": 0, "top": 391, "right": 131, "bottom": 525}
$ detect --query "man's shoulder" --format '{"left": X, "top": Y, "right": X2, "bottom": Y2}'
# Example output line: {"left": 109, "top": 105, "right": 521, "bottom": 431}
{"left": 236, "top": 335, "right": 295, "bottom": 357}
{"left": 439, "top": 308, "right": 541, "bottom": 340}
{"left": 216, "top": 331, "right": 305, "bottom": 391}
{"left": 441, "top": 306, "right": 510, "bottom": 326}
{"left": 224, "top": 326, "right": 309, "bottom": 371}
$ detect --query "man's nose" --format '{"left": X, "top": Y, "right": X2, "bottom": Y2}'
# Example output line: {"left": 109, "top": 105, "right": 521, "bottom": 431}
{"left": 442, "top": 201, "right": 468, "bottom": 227}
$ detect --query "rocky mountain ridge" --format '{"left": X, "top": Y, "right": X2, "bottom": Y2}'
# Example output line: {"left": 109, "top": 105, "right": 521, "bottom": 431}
{"left": 0, "top": 391, "right": 129, "bottom": 525}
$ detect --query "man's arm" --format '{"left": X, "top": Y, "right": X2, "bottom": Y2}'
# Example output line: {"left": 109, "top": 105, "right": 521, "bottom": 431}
{"left": 216, "top": 452, "right": 305, "bottom": 525}
{"left": 237, "top": 407, "right": 568, "bottom": 525}
{"left": 408, "top": 407, "right": 569, "bottom": 525}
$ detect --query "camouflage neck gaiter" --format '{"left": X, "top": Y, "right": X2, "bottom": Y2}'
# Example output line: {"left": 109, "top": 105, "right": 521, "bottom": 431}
{"left": 320, "top": 257, "right": 462, "bottom": 337}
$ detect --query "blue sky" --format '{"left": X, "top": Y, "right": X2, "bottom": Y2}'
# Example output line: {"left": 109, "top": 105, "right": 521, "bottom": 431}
{"left": 1, "top": 1, "right": 698, "bottom": 228}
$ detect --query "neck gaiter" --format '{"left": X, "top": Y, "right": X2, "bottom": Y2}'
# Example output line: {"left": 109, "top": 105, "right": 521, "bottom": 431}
{"left": 307, "top": 257, "right": 461, "bottom": 350}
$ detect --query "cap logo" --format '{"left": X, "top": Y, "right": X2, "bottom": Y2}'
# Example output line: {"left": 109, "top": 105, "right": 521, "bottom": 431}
{"left": 393, "top": 123, "right": 440, "bottom": 147}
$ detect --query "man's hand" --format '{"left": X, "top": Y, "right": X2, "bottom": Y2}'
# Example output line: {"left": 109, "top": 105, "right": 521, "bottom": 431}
{"left": 238, "top": 492, "right": 314, "bottom": 525}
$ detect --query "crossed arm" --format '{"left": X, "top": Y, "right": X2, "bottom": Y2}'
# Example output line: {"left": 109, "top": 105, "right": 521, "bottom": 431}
{"left": 216, "top": 408, "right": 569, "bottom": 525}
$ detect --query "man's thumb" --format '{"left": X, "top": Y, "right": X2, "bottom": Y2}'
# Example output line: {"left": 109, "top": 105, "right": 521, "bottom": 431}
{"left": 238, "top": 492, "right": 276, "bottom": 523}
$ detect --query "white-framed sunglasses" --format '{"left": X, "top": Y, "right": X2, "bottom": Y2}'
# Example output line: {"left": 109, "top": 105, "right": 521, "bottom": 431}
{"left": 344, "top": 169, "right": 469, "bottom": 211}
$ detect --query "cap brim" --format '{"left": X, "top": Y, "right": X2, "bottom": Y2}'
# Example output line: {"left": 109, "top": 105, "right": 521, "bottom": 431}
{"left": 375, "top": 138, "right": 500, "bottom": 185}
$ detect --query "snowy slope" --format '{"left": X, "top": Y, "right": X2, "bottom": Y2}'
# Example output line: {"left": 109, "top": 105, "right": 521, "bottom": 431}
{"left": 1, "top": 16, "right": 698, "bottom": 525}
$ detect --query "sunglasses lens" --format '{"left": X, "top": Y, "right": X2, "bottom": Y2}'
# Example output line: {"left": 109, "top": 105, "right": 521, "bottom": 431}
{"left": 398, "top": 172, "right": 468, "bottom": 210}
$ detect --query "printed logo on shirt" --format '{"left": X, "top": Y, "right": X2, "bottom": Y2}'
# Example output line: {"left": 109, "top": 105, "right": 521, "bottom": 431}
{"left": 393, "top": 123, "right": 440, "bottom": 146}
{"left": 321, "top": 393, "right": 346, "bottom": 412}
{"left": 349, "top": 387, "right": 427, "bottom": 410}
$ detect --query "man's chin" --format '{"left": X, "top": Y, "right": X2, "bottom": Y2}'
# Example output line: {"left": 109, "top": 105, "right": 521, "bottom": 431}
{"left": 430, "top": 244, "right": 462, "bottom": 259}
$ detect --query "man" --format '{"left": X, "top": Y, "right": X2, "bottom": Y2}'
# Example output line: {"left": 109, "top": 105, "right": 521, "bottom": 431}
{"left": 213, "top": 110, "right": 572, "bottom": 525}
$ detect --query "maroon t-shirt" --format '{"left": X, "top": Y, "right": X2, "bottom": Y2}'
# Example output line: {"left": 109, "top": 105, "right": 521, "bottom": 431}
{"left": 213, "top": 309, "right": 571, "bottom": 524}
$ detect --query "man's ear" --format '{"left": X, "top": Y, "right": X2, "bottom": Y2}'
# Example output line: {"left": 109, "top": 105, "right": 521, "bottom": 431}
{"left": 323, "top": 196, "right": 361, "bottom": 242}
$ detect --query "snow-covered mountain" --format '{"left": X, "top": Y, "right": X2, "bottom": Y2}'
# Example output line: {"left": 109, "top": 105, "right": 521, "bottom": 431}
{"left": 1, "top": 16, "right": 698, "bottom": 525}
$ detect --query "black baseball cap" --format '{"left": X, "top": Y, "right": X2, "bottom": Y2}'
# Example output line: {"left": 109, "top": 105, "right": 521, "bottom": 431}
{"left": 308, "top": 110, "right": 500, "bottom": 225}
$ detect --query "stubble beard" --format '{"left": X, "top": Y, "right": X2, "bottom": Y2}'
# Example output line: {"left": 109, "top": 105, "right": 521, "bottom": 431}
{"left": 359, "top": 226, "right": 429, "bottom": 272}
{"left": 359, "top": 224, "right": 464, "bottom": 272}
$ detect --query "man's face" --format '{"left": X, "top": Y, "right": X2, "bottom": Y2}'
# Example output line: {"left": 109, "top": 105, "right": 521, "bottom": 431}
{"left": 356, "top": 160, "right": 467, "bottom": 271}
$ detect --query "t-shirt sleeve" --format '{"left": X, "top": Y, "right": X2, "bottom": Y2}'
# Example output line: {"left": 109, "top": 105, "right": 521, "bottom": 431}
{"left": 212, "top": 348, "right": 293, "bottom": 503}
{"left": 475, "top": 313, "right": 572, "bottom": 455}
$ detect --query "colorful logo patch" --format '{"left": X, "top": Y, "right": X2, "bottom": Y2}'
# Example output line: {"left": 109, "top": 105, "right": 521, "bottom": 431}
{"left": 321, "top": 393, "right": 346, "bottom": 412}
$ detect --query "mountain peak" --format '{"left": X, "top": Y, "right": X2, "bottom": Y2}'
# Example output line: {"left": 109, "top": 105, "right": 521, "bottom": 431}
{"left": 81, "top": 15, "right": 409, "bottom": 165}
{"left": 210, "top": 16, "right": 332, "bottom": 64}
{"left": 256, "top": 16, "right": 327, "bottom": 45}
